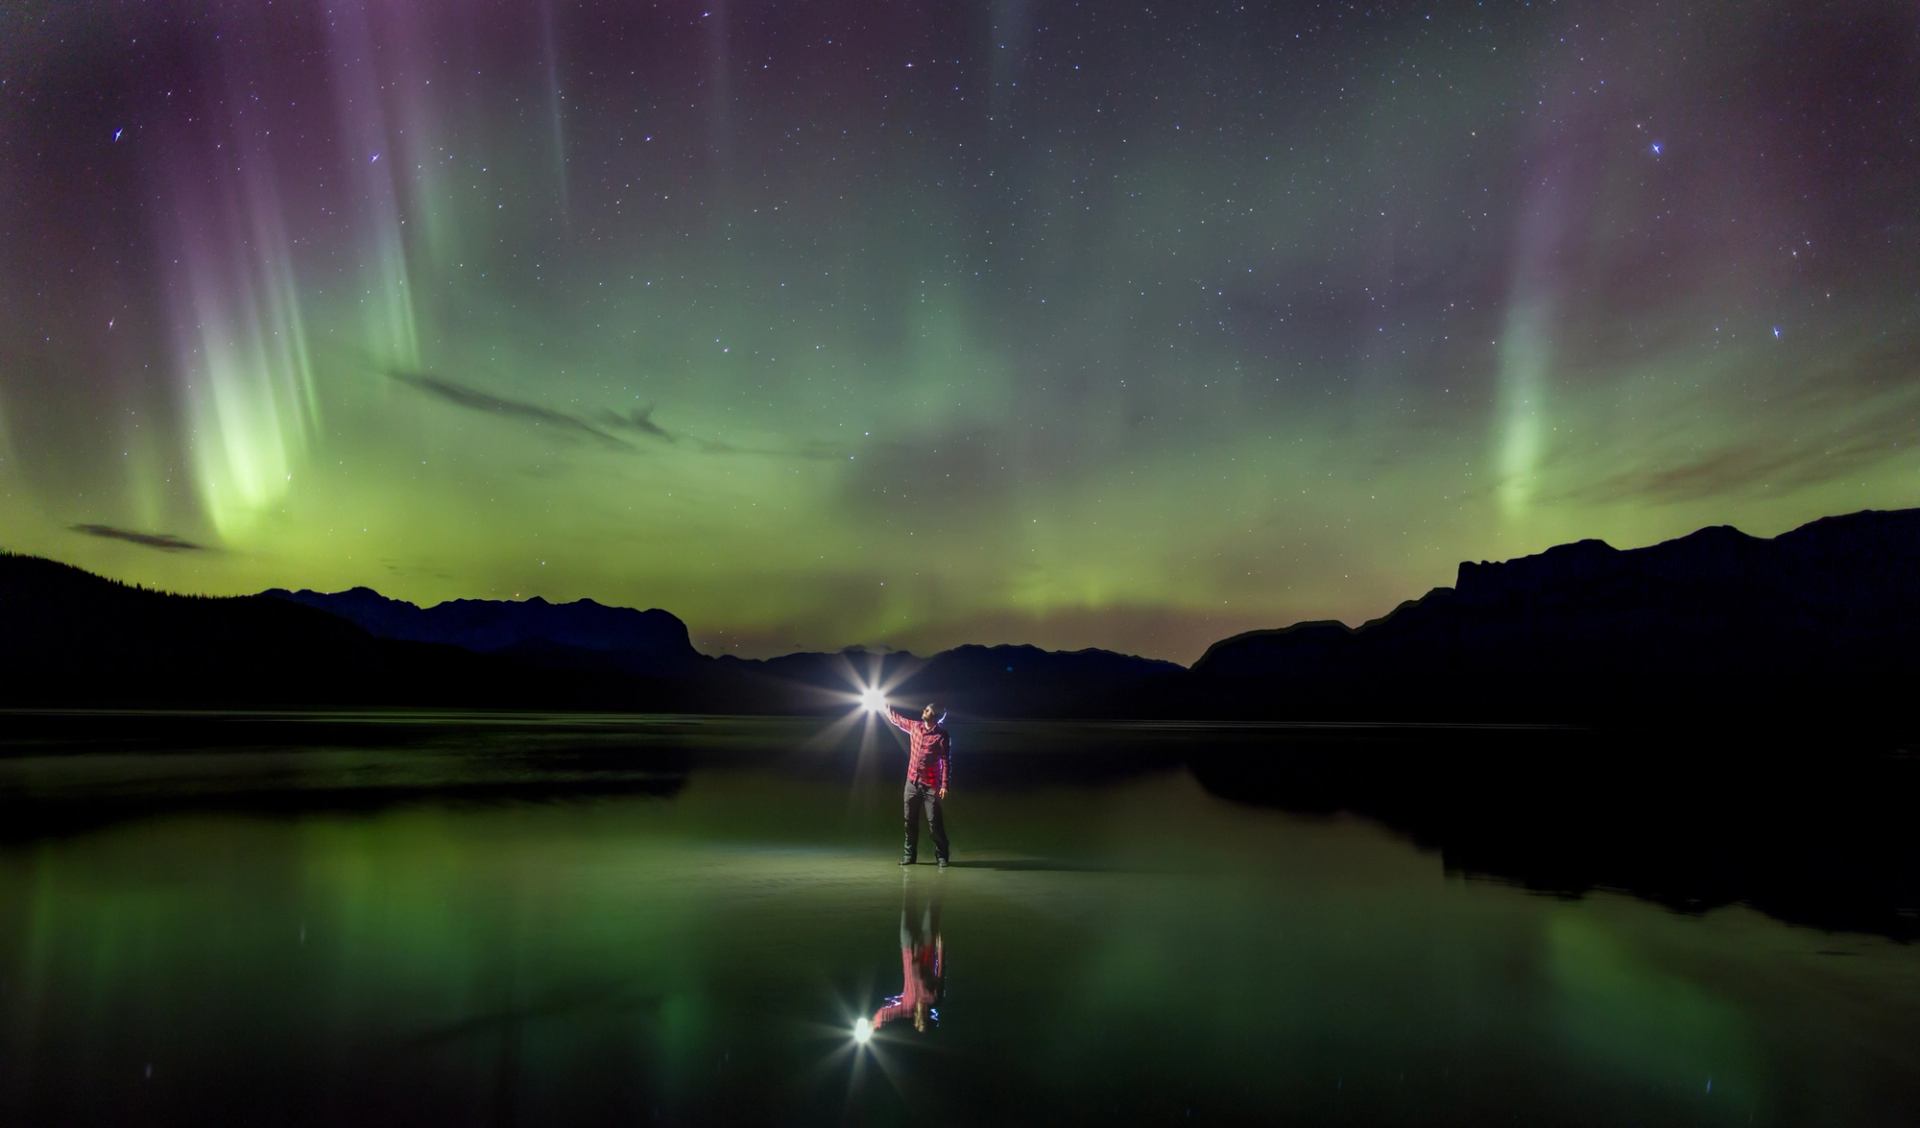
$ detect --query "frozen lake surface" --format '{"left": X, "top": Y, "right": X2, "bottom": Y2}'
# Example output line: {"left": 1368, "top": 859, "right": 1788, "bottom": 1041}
{"left": 2, "top": 713, "right": 1916, "bottom": 1125}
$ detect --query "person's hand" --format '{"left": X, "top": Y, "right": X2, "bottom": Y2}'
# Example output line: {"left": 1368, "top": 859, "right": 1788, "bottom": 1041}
{"left": 938, "top": 787, "right": 947, "bottom": 800}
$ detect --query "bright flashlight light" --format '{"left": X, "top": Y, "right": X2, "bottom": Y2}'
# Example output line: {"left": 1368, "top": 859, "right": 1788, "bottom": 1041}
{"left": 860, "top": 688, "right": 886, "bottom": 713}
{"left": 853, "top": 1017, "right": 873, "bottom": 1044}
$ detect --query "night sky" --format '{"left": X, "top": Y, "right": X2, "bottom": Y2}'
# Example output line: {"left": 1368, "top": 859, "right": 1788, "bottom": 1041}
{"left": 2, "top": 2, "right": 1916, "bottom": 662}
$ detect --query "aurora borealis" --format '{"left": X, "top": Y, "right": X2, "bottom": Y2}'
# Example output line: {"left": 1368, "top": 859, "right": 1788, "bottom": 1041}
{"left": 2, "top": 2, "right": 1915, "bottom": 662}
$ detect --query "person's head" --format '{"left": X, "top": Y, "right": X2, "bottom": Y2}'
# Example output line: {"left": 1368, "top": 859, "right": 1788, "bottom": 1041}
{"left": 922, "top": 702, "right": 943, "bottom": 724}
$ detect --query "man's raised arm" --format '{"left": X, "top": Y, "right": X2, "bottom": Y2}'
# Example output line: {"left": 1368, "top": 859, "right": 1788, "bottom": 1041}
{"left": 883, "top": 705, "right": 913, "bottom": 733}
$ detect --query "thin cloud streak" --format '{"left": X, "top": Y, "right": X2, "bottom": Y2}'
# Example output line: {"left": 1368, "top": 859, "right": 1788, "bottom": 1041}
{"left": 390, "top": 370, "right": 632, "bottom": 449}
{"left": 390, "top": 369, "right": 849, "bottom": 461}
{"left": 70, "top": 524, "right": 209, "bottom": 552}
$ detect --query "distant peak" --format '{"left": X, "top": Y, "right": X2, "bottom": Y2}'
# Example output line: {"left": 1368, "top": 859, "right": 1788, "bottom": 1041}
{"left": 1782, "top": 506, "right": 1920, "bottom": 539}
{"left": 1545, "top": 537, "right": 1617, "bottom": 554}
{"left": 952, "top": 643, "right": 1045, "bottom": 657}
{"left": 1665, "top": 523, "right": 1757, "bottom": 545}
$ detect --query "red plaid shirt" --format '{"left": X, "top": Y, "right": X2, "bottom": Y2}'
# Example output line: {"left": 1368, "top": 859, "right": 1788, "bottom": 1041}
{"left": 872, "top": 934, "right": 943, "bottom": 1030}
{"left": 885, "top": 708, "right": 951, "bottom": 790}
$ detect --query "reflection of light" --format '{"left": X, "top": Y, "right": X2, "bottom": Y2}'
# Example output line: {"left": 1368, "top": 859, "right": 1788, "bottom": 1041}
{"left": 860, "top": 687, "right": 886, "bottom": 713}
{"left": 853, "top": 1017, "right": 873, "bottom": 1044}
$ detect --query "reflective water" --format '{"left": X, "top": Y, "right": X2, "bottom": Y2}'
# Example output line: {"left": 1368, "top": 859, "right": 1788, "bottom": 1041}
{"left": 2, "top": 715, "right": 1916, "bottom": 1125}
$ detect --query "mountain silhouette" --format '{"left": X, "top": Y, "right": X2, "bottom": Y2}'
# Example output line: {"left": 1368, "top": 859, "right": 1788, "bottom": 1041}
{"left": 0, "top": 553, "right": 665, "bottom": 709}
{"left": 4, "top": 505, "right": 1918, "bottom": 724}
{"left": 254, "top": 588, "right": 1179, "bottom": 714}
{"left": 264, "top": 586, "right": 700, "bottom": 676}
{"left": 1188, "top": 506, "right": 1920, "bottom": 727}
{"left": 709, "top": 642, "right": 1184, "bottom": 717}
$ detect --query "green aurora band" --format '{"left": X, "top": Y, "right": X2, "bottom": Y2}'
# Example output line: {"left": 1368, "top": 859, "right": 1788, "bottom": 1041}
{"left": 1, "top": 1, "right": 1915, "bottom": 660}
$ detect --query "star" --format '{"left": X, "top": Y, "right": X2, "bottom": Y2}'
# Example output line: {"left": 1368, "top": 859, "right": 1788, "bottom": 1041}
{"left": 7, "top": 0, "right": 1913, "bottom": 669}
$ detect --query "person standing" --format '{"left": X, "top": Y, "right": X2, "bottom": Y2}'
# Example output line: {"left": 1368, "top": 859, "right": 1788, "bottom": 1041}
{"left": 883, "top": 702, "right": 952, "bottom": 867}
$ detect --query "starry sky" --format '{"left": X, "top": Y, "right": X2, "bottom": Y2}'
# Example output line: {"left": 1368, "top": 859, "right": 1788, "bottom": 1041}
{"left": 2, "top": 1, "right": 1916, "bottom": 662}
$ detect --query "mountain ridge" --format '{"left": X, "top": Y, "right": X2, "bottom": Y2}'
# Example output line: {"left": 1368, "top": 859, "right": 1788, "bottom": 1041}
{"left": 1187, "top": 505, "right": 1920, "bottom": 726}
{"left": 263, "top": 584, "right": 699, "bottom": 676}
{"left": 7, "top": 504, "right": 1918, "bottom": 725}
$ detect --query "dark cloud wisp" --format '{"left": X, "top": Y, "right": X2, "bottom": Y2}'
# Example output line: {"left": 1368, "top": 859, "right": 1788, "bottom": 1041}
{"left": 70, "top": 524, "right": 209, "bottom": 552}
{"left": 390, "top": 369, "right": 846, "bottom": 461}
{"left": 598, "top": 405, "right": 677, "bottom": 444}
{"left": 390, "top": 370, "right": 633, "bottom": 450}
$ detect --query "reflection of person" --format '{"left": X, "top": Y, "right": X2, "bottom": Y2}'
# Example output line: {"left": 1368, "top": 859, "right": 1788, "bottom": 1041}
{"left": 873, "top": 877, "right": 944, "bottom": 1033}
{"left": 883, "top": 702, "right": 952, "bottom": 867}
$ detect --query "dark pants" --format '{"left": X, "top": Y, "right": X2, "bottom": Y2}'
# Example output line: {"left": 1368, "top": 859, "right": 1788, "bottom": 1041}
{"left": 901, "top": 782, "right": 951, "bottom": 863}
{"left": 902, "top": 878, "right": 943, "bottom": 949}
